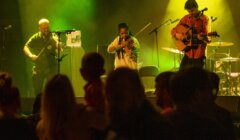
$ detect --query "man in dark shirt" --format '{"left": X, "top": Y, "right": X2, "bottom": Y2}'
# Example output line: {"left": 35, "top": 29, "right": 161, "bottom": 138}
{"left": 23, "top": 18, "right": 58, "bottom": 95}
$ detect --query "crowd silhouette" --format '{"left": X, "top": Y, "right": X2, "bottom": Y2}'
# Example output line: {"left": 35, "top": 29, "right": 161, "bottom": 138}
{"left": 0, "top": 52, "right": 238, "bottom": 140}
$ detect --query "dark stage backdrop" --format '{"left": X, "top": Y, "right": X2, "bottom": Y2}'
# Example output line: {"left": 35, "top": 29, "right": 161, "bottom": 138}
{"left": 0, "top": 0, "right": 27, "bottom": 96}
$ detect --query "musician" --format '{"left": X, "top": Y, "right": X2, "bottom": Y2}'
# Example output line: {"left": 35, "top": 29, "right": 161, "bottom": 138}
{"left": 171, "top": 0, "right": 211, "bottom": 69}
{"left": 107, "top": 22, "right": 140, "bottom": 69}
{"left": 23, "top": 18, "right": 58, "bottom": 95}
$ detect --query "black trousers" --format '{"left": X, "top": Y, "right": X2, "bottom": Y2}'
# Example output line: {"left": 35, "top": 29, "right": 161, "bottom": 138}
{"left": 180, "top": 55, "right": 205, "bottom": 70}
{"left": 32, "top": 66, "right": 57, "bottom": 95}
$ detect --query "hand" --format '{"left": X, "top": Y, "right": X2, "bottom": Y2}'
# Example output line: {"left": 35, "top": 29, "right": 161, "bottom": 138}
{"left": 175, "top": 33, "right": 185, "bottom": 40}
{"left": 115, "top": 44, "right": 125, "bottom": 50}
{"left": 121, "top": 40, "right": 129, "bottom": 47}
{"left": 30, "top": 54, "right": 38, "bottom": 61}
{"left": 197, "top": 33, "right": 204, "bottom": 41}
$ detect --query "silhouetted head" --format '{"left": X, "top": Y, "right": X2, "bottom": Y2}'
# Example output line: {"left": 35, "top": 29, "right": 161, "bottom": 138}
{"left": 0, "top": 86, "right": 21, "bottom": 118}
{"left": 0, "top": 72, "right": 12, "bottom": 104}
{"left": 105, "top": 67, "right": 145, "bottom": 124}
{"left": 0, "top": 72, "right": 12, "bottom": 88}
{"left": 41, "top": 74, "right": 76, "bottom": 123}
{"left": 170, "top": 67, "right": 212, "bottom": 106}
{"left": 155, "top": 71, "right": 175, "bottom": 108}
{"left": 80, "top": 52, "right": 105, "bottom": 81}
{"left": 209, "top": 72, "right": 220, "bottom": 101}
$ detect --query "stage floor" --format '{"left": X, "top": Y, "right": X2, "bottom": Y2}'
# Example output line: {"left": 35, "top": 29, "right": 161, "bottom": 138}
{"left": 20, "top": 95, "right": 240, "bottom": 115}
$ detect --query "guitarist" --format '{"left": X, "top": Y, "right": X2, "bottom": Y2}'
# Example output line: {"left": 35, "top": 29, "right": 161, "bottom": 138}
{"left": 23, "top": 18, "right": 58, "bottom": 95}
{"left": 171, "top": 0, "right": 211, "bottom": 69}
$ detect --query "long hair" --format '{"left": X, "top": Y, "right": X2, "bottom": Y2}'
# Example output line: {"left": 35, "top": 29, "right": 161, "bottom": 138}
{"left": 105, "top": 67, "right": 145, "bottom": 129}
{"left": 38, "top": 74, "right": 77, "bottom": 140}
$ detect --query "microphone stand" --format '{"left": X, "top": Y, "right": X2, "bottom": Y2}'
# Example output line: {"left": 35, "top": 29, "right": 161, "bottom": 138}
{"left": 149, "top": 19, "right": 170, "bottom": 69}
{"left": 52, "top": 30, "right": 72, "bottom": 73}
{"left": 0, "top": 28, "right": 7, "bottom": 70}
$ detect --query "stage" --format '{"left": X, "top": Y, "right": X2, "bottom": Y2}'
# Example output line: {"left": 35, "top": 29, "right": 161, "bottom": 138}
{"left": 20, "top": 95, "right": 240, "bottom": 117}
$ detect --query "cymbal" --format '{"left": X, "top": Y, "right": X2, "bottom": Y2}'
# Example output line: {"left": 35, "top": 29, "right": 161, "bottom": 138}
{"left": 161, "top": 47, "right": 183, "bottom": 54}
{"left": 208, "top": 41, "right": 234, "bottom": 47}
{"left": 220, "top": 57, "right": 240, "bottom": 62}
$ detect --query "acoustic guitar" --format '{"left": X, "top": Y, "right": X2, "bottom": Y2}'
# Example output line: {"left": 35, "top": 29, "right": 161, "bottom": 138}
{"left": 174, "top": 24, "right": 219, "bottom": 51}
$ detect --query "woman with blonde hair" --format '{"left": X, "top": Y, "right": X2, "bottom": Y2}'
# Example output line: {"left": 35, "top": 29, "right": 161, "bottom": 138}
{"left": 37, "top": 74, "right": 90, "bottom": 140}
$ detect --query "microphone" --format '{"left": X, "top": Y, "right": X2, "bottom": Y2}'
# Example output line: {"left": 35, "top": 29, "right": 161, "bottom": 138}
{"left": 211, "top": 16, "right": 218, "bottom": 22}
{"left": 4, "top": 25, "right": 12, "bottom": 30}
{"left": 200, "top": 7, "right": 208, "bottom": 13}
{"left": 170, "top": 19, "right": 179, "bottom": 24}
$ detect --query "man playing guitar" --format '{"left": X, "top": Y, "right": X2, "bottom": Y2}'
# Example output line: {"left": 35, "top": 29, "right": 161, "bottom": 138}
{"left": 171, "top": 0, "right": 211, "bottom": 69}
{"left": 23, "top": 18, "right": 58, "bottom": 95}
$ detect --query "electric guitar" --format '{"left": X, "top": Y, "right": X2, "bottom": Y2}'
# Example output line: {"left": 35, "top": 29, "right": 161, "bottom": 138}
{"left": 174, "top": 24, "right": 219, "bottom": 51}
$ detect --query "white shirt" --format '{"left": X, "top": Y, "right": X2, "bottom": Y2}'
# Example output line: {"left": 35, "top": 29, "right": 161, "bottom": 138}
{"left": 107, "top": 36, "right": 140, "bottom": 69}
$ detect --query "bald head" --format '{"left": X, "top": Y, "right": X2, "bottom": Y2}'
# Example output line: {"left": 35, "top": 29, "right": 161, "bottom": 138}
{"left": 39, "top": 18, "right": 49, "bottom": 25}
{"left": 38, "top": 18, "right": 50, "bottom": 36}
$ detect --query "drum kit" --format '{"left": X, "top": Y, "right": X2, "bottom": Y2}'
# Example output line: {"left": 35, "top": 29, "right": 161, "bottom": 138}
{"left": 162, "top": 41, "right": 240, "bottom": 96}
{"left": 206, "top": 41, "right": 240, "bottom": 96}
{"left": 161, "top": 47, "right": 183, "bottom": 71}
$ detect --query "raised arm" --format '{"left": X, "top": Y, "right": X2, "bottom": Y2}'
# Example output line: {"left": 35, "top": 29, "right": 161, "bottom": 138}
{"left": 107, "top": 37, "right": 123, "bottom": 53}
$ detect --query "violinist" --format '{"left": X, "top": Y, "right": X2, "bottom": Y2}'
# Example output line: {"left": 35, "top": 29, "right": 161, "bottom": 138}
{"left": 107, "top": 22, "right": 140, "bottom": 69}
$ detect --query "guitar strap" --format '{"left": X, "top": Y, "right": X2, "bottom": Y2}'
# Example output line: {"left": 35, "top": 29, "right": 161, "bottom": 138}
{"left": 37, "top": 36, "right": 54, "bottom": 58}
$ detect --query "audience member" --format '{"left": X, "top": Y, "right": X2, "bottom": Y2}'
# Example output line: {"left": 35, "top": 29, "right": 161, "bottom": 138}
{"left": 155, "top": 71, "right": 175, "bottom": 115}
{"left": 105, "top": 67, "right": 169, "bottom": 140}
{"left": 26, "top": 93, "right": 42, "bottom": 140}
{"left": 80, "top": 52, "right": 105, "bottom": 112}
{"left": 80, "top": 52, "right": 107, "bottom": 140}
{"left": 0, "top": 72, "right": 32, "bottom": 140}
{"left": 37, "top": 74, "right": 91, "bottom": 140}
{"left": 208, "top": 72, "right": 236, "bottom": 139}
{"left": 165, "top": 66, "right": 230, "bottom": 140}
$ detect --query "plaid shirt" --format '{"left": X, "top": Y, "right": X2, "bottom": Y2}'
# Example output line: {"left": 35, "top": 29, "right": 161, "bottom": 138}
{"left": 172, "top": 13, "right": 211, "bottom": 59}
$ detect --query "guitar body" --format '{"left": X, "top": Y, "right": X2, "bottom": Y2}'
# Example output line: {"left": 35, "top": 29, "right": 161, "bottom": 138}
{"left": 174, "top": 24, "right": 192, "bottom": 51}
{"left": 174, "top": 24, "right": 219, "bottom": 51}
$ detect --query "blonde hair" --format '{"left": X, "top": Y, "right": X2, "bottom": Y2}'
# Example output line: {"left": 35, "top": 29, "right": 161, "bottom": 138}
{"left": 37, "top": 74, "right": 78, "bottom": 140}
